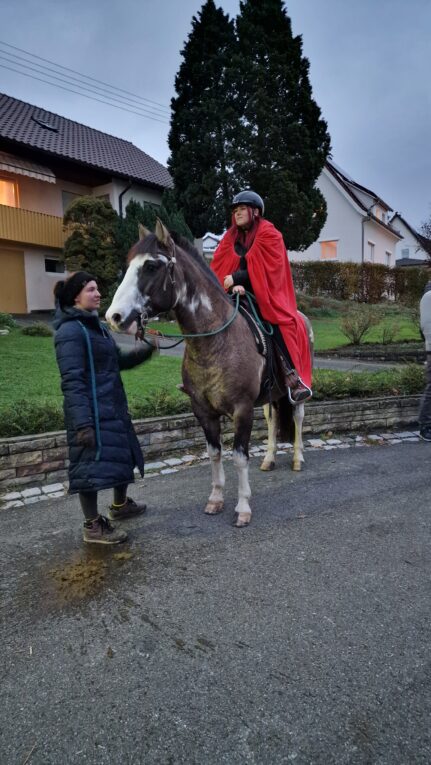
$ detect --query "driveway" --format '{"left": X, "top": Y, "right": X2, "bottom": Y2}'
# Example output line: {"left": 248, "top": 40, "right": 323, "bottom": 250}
{"left": 1, "top": 441, "right": 430, "bottom": 764}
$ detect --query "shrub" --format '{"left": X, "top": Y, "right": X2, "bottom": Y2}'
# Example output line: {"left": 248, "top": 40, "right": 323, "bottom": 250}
{"left": 340, "top": 306, "right": 380, "bottom": 344}
{"left": 21, "top": 322, "right": 53, "bottom": 337}
{"left": 381, "top": 322, "right": 400, "bottom": 345}
{"left": 0, "top": 400, "right": 64, "bottom": 438}
{"left": 0, "top": 312, "right": 17, "bottom": 328}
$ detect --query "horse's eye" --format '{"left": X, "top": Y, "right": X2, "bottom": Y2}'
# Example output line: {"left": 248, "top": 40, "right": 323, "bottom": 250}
{"left": 145, "top": 261, "right": 158, "bottom": 272}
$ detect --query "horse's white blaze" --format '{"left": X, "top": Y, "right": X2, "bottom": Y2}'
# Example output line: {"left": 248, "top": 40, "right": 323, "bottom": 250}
{"left": 106, "top": 254, "right": 166, "bottom": 328}
{"left": 207, "top": 443, "right": 225, "bottom": 503}
{"left": 233, "top": 449, "right": 251, "bottom": 516}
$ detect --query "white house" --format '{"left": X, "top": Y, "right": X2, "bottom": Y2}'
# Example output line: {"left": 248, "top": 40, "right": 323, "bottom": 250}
{"left": 201, "top": 232, "right": 223, "bottom": 262}
{"left": 288, "top": 161, "right": 402, "bottom": 267}
{"left": 389, "top": 213, "right": 431, "bottom": 266}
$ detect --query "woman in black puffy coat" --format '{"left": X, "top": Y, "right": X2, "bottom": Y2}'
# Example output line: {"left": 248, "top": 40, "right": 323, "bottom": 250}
{"left": 54, "top": 271, "right": 156, "bottom": 545}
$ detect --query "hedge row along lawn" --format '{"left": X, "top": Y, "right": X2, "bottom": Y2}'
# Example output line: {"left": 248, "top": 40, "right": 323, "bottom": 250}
{"left": 0, "top": 322, "right": 425, "bottom": 438}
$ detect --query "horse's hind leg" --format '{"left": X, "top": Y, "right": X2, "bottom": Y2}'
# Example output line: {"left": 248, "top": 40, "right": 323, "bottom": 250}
{"left": 202, "top": 417, "right": 225, "bottom": 515}
{"left": 260, "top": 403, "right": 278, "bottom": 471}
{"left": 232, "top": 405, "right": 254, "bottom": 528}
{"left": 292, "top": 403, "right": 305, "bottom": 472}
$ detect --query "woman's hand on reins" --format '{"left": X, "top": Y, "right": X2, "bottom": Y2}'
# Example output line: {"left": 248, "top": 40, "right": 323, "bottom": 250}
{"left": 232, "top": 285, "right": 245, "bottom": 295}
{"left": 224, "top": 275, "right": 234, "bottom": 290}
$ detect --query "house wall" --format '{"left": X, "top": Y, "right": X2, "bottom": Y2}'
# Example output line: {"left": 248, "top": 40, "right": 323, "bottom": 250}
{"left": 24, "top": 248, "right": 67, "bottom": 312}
{"left": 392, "top": 217, "right": 428, "bottom": 262}
{"left": 362, "top": 219, "right": 399, "bottom": 266}
{"left": 111, "top": 180, "right": 163, "bottom": 215}
{"left": 289, "top": 171, "right": 363, "bottom": 263}
{"left": 13, "top": 174, "right": 91, "bottom": 216}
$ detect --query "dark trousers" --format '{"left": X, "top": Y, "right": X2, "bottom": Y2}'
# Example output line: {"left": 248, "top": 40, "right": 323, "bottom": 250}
{"left": 418, "top": 352, "right": 431, "bottom": 427}
{"left": 79, "top": 484, "right": 128, "bottom": 521}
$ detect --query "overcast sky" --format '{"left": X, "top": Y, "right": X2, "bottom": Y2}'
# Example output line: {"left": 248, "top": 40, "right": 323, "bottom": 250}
{"left": 1, "top": 0, "right": 430, "bottom": 227}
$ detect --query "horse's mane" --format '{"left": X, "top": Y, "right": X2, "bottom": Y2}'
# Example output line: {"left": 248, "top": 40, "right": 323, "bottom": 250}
{"left": 170, "top": 231, "right": 226, "bottom": 292}
{"left": 129, "top": 229, "right": 228, "bottom": 297}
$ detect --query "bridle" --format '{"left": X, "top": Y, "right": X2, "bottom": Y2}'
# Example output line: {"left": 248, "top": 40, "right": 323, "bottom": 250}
{"left": 135, "top": 239, "right": 177, "bottom": 342}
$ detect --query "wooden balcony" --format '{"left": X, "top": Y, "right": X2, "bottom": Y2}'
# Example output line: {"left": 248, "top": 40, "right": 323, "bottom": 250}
{"left": 0, "top": 204, "right": 65, "bottom": 249}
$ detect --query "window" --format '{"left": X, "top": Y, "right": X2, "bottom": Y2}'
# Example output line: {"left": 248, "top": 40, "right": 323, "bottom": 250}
{"left": 385, "top": 251, "right": 392, "bottom": 266}
{"left": 401, "top": 248, "right": 409, "bottom": 259}
{"left": 0, "top": 177, "right": 18, "bottom": 207}
{"left": 62, "top": 191, "right": 81, "bottom": 214}
{"left": 367, "top": 241, "right": 375, "bottom": 262}
{"left": 45, "top": 259, "right": 65, "bottom": 274}
{"left": 320, "top": 240, "right": 338, "bottom": 260}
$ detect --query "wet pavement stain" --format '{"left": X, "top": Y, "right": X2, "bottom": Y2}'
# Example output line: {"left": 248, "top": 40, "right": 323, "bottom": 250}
{"left": 48, "top": 546, "right": 135, "bottom": 603}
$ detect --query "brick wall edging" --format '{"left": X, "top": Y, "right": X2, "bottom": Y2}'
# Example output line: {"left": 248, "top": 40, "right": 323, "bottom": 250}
{"left": 0, "top": 395, "right": 420, "bottom": 494}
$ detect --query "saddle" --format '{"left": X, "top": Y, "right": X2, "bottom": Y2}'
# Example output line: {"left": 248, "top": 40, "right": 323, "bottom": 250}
{"left": 237, "top": 298, "right": 289, "bottom": 403}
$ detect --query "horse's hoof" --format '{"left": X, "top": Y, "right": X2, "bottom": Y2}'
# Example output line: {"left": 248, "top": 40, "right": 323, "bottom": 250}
{"left": 232, "top": 512, "right": 251, "bottom": 528}
{"left": 260, "top": 459, "right": 275, "bottom": 472}
{"left": 204, "top": 500, "right": 224, "bottom": 515}
{"left": 292, "top": 461, "right": 302, "bottom": 472}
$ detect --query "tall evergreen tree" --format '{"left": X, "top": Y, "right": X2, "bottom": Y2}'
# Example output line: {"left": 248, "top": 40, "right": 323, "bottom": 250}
{"left": 168, "top": 0, "right": 238, "bottom": 236}
{"left": 233, "top": 0, "right": 331, "bottom": 249}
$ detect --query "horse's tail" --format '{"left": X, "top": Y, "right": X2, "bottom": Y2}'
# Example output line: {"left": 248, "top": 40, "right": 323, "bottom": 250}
{"left": 275, "top": 395, "right": 295, "bottom": 443}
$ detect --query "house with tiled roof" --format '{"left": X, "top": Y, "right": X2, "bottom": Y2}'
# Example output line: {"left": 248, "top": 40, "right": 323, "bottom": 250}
{"left": 389, "top": 212, "right": 431, "bottom": 267}
{"left": 0, "top": 92, "right": 172, "bottom": 312}
{"left": 288, "top": 160, "right": 403, "bottom": 267}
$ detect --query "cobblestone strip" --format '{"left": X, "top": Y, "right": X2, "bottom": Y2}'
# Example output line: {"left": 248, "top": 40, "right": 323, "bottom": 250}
{"left": 0, "top": 430, "right": 421, "bottom": 510}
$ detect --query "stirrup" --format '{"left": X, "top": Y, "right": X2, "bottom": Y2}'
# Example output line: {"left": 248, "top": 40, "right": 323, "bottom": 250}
{"left": 287, "top": 380, "right": 312, "bottom": 405}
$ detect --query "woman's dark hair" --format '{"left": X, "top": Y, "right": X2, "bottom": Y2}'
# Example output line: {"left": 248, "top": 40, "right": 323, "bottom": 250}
{"left": 54, "top": 271, "right": 96, "bottom": 308}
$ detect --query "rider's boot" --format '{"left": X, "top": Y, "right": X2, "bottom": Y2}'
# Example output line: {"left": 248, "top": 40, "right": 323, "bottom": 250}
{"left": 285, "top": 369, "right": 312, "bottom": 404}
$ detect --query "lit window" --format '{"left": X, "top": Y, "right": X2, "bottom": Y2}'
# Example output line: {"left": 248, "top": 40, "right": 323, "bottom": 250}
{"left": 385, "top": 251, "right": 392, "bottom": 266}
{"left": 45, "top": 259, "right": 65, "bottom": 274}
{"left": 367, "top": 241, "right": 375, "bottom": 262}
{"left": 0, "top": 177, "right": 18, "bottom": 207}
{"left": 320, "top": 240, "right": 337, "bottom": 260}
{"left": 401, "top": 248, "right": 409, "bottom": 258}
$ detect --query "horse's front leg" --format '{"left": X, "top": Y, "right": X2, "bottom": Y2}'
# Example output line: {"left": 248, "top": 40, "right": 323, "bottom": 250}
{"left": 292, "top": 403, "right": 305, "bottom": 472}
{"left": 260, "top": 403, "right": 278, "bottom": 471}
{"left": 201, "top": 416, "right": 225, "bottom": 515}
{"left": 232, "top": 404, "right": 254, "bottom": 528}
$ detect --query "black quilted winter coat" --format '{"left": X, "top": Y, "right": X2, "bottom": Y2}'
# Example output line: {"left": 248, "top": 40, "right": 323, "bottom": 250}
{"left": 54, "top": 307, "right": 151, "bottom": 494}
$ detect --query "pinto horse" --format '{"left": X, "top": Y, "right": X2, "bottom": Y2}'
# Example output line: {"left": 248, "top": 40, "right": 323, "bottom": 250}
{"left": 106, "top": 220, "right": 312, "bottom": 527}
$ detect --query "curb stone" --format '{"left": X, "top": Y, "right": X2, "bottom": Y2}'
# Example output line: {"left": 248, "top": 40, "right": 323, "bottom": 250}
{"left": 0, "top": 429, "right": 423, "bottom": 510}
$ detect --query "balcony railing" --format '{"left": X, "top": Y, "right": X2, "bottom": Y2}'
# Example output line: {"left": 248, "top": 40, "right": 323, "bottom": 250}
{"left": 0, "top": 204, "right": 65, "bottom": 248}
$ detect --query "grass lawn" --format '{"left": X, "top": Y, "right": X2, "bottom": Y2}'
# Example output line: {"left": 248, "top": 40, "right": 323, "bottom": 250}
{"left": 312, "top": 314, "right": 420, "bottom": 352}
{"left": 0, "top": 303, "right": 424, "bottom": 438}
{"left": 0, "top": 330, "right": 183, "bottom": 408}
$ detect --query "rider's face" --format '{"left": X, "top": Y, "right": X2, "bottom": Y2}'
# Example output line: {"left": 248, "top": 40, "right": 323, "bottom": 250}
{"left": 233, "top": 205, "right": 252, "bottom": 228}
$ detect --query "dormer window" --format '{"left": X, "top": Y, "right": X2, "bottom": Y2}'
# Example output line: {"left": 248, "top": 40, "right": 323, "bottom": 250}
{"left": 0, "top": 177, "right": 18, "bottom": 207}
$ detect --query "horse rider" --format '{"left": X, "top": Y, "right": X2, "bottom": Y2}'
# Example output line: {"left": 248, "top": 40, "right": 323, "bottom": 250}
{"left": 210, "top": 189, "right": 312, "bottom": 404}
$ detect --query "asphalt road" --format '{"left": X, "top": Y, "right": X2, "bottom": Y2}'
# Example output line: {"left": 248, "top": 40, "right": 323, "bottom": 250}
{"left": 1, "top": 441, "right": 430, "bottom": 764}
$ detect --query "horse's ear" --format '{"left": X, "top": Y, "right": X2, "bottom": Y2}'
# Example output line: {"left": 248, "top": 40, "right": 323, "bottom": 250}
{"left": 138, "top": 223, "right": 150, "bottom": 240}
{"left": 155, "top": 218, "right": 171, "bottom": 246}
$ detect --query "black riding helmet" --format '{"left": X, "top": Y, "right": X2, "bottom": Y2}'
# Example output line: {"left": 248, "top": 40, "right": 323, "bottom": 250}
{"left": 231, "top": 190, "right": 264, "bottom": 215}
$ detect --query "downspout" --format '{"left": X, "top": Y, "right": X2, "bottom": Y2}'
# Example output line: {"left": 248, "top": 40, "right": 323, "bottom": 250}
{"left": 361, "top": 204, "right": 375, "bottom": 301}
{"left": 118, "top": 179, "right": 133, "bottom": 218}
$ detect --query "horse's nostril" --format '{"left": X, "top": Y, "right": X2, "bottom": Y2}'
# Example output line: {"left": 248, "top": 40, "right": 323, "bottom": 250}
{"left": 112, "top": 313, "right": 122, "bottom": 324}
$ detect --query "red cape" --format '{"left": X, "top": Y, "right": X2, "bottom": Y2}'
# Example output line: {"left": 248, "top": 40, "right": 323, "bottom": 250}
{"left": 211, "top": 219, "right": 312, "bottom": 386}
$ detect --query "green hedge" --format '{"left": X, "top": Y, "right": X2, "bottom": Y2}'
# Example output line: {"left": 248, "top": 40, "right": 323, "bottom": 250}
{"left": 291, "top": 261, "right": 429, "bottom": 305}
{"left": 0, "top": 367, "right": 424, "bottom": 439}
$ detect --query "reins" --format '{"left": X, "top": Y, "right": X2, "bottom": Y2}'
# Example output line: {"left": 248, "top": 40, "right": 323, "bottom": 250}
{"left": 138, "top": 290, "right": 274, "bottom": 348}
